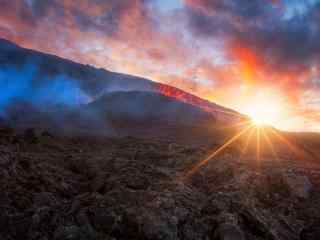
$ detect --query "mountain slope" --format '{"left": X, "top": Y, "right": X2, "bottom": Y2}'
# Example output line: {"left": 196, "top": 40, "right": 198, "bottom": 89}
{"left": 2, "top": 91, "right": 237, "bottom": 146}
{"left": 88, "top": 91, "right": 216, "bottom": 125}
{"left": 0, "top": 38, "right": 244, "bottom": 123}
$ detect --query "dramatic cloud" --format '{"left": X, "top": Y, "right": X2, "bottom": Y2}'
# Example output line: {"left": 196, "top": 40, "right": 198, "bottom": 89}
{"left": 0, "top": 0, "right": 320, "bottom": 131}
{"left": 182, "top": 0, "right": 320, "bottom": 128}
{"left": 185, "top": 0, "right": 320, "bottom": 73}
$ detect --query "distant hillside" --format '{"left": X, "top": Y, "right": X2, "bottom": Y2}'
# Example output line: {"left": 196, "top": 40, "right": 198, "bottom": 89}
{"left": 89, "top": 91, "right": 216, "bottom": 125}
{"left": 0, "top": 38, "right": 249, "bottom": 145}
{"left": 0, "top": 38, "right": 244, "bottom": 123}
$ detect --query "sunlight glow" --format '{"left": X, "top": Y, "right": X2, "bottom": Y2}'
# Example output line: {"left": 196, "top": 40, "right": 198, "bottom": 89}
{"left": 183, "top": 87, "right": 317, "bottom": 179}
{"left": 184, "top": 110, "right": 315, "bottom": 179}
{"left": 184, "top": 125, "right": 252, "bottom": 178}
{"left": 243, "top": 90, "right": 286, "bottom": 126}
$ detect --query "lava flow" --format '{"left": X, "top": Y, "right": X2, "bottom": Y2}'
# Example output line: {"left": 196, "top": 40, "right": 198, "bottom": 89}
{"left": 154, "top": 83, "right": 244, "bottom": 122}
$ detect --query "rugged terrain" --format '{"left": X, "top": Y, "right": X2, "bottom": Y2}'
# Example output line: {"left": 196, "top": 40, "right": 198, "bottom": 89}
{"left": 1, "top": 38, "right": 320, "bottom": 240}
{"left": 1, "top": 126, "right": 320, "bottom": 240}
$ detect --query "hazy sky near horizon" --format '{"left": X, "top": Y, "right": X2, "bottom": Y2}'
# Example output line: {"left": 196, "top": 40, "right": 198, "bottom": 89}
{"left": 0, "top": 0, "right": 320, "bottom": 131}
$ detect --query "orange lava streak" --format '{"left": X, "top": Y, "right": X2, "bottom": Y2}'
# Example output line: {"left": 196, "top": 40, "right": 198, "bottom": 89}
{"left": 155, "top": 83, "right": 242, "bottom": 118}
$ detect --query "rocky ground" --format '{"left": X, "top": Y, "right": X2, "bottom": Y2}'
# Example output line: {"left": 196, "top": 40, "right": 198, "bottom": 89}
{"left": 1, "top": 127, "right": 320, "bottom": 240}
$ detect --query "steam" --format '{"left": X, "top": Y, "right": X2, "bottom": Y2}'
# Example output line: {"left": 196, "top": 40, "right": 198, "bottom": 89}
{"left": 0, "top": 63, "right": 91, "bottom": 116}
{"left": 0, "top": 51, "right": 232, "bottom": 137}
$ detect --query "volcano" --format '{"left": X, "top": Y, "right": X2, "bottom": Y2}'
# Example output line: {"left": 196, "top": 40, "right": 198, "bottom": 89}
{"left": 0, "top": 38, "right": 246, "bottom": 142}
{"left": 1, "top": 38, "right": 320, "bottom": 240}
{"left": 0, "top": 39, "right": 244, "bottom": 117}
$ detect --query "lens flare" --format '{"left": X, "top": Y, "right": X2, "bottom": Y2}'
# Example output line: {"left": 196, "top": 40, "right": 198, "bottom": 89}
{"left": 242, "top": 89, "right": 286, "bottom": 126}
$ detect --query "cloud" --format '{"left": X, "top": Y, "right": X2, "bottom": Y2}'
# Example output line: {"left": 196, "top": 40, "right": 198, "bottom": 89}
{"left": 1, "top": 0, "right": 320, "bottom": 130}
{"left": 184, "top": 0, "right": 320, "bottom": 73}
{"left": 182, "top": 1, "right": 320, "bottom": 102}
{"left": 181, "top": 0, "right": 320, "bottom": 130}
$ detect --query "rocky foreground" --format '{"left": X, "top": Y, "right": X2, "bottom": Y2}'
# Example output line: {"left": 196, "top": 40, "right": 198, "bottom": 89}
{"left": 1, "top": 127, "right": 320, "bottom": 240}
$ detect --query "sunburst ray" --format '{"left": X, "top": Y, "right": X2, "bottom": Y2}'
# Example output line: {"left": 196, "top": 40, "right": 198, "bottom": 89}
{"left": 217, "top": 120, "right": 252, "bottom": 130}
{"left": 240, "top": 126, "right": 255, "bottom": 160}
{"left": 270, "top": 128, "right": 313, "bottom": 161}
{"left": 184, "top": 125, "right": 252, "bottom": 178}
{"left": 256, "top": 126, "right": 261, "bottom": 165}
{"left": 261, "top": 127, "right": 279, "bottom": 162}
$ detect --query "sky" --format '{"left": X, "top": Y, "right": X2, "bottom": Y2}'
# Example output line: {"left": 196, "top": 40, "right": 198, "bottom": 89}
{"left": 0, "top": 0, "right": 320, "bottom": 131}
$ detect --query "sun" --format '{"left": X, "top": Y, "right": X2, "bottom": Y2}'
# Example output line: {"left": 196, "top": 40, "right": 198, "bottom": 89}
{"left": 242, "top": 90, "right": 285, "bottom": 127}
{"left": 249, "top": 105, "right": 279, "bottom": 126}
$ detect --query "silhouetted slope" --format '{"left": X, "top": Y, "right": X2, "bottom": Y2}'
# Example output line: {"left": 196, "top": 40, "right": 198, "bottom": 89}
{"left": 0, "top": 38, "right": 247, "bottom": 142}
{"left": 0, "top": 38, "right": 244, "bottom": 122}
{"left": 2, "top": 91, "right": 235, "bottom": 145}
{"left": 89, "top": 91, "right": 216, "bottom": 125}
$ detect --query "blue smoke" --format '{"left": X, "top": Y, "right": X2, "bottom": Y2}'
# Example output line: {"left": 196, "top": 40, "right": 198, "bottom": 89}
{"left": 32, "top": 75, "right": 91, "bottom": 107}
{"left": 0, "top": 63, "right": 91, "bottom": 115}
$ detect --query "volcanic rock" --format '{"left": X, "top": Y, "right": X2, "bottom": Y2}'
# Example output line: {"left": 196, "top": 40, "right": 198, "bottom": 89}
{"left": 300, "top": 223, "right": 320, "bottom": 240}
{"left": 0, "top": 129, "right": 320, "bottom": 240}
{"left": 213, "top": 223, "right": 245, "bottom": 240}
{"left": 23, "top": 128, "right": 40, "bottom": 144}
{"left": 53, "top": 225, "right": 84, "bottom": 240}
{"left": 283, "top": 174, "right": 313, "bottom": 199}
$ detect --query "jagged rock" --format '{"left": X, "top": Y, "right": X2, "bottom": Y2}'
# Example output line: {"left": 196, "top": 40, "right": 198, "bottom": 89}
{"left": 0, "top": 211, "right": 9, "bottom": 233}
{"left": 117, "top": 209, "right": 142, "bottom": 238}
{"left": 53, "top": 225, "right": 84, "bottom": 240}
{"left": 42, "top": 130, "right": 53, "bottom": 137}
{"left": 9, "top": 214, "right": 31, "bottom": 239}
{"left": 0, "top": 125, "right": 14, "bottom": 134}
{"left": 32, "top": 206, "right": 53, "bottom": 229}
{"left": 141, "top": 213, "right": 178, "bottom": 240}
{"left": 89, "top": 208, "right": 118, "bottom": 233}
{"left": 239, "top": 207, "right": 280, "bottom": 239}
{"left": 0, "top": 132, "right": 320, "bottom": 240}
{"left": 24, "top": 128, "right": 40, "bottom": 143}
{"left": 33, "top": 192, "right": 57, "bottom": 208}
{"left": 300, "top": 223, "right": 320, "bottom": 240}
{"left": 91, "top": 174, "right": 109, "bottom": 193}
{"left": 283, "top": 174, "right": 313, "bottom": 199}
{"left": 124, "top": 174, "right": 150, "bottom": 190}
{"left": 210, "top": 213, "right": 244, "bottom": 240}
{"left": 213, "top": 223, "right": 245, "bottom": 240}
{"left": 11, "top": 193, "right": 33, "bottom": 210}
{"left": 0, "top": 154, "right": 10, "bottom": 166}
{"left": 76, "top": 210, "right": 99, "bottom": 240}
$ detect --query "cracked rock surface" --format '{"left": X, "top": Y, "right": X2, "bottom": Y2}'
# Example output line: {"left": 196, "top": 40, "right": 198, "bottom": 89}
{"left": 1, "top": 127, "right": 320, "bottom": 240}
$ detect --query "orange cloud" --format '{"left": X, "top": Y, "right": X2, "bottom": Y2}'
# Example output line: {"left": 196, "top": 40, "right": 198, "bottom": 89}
{"left": 0, "top": 0, "right": 320, "bottom": 131}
